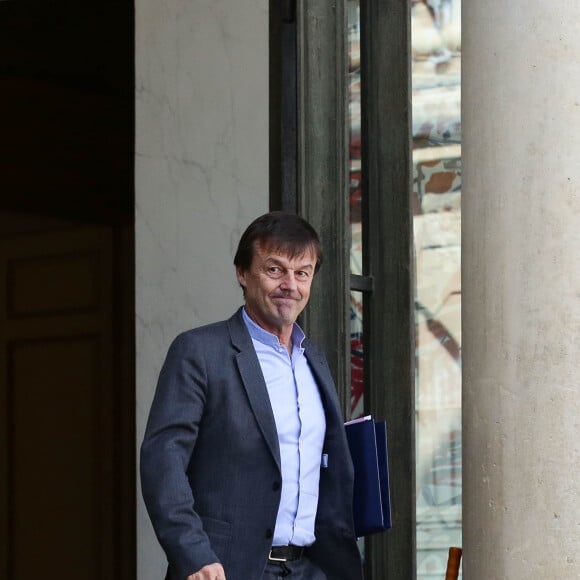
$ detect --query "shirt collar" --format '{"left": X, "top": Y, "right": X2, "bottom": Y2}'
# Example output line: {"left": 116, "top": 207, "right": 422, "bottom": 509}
{"left": 242, "top": 307, "right": 306, "bottom": 350}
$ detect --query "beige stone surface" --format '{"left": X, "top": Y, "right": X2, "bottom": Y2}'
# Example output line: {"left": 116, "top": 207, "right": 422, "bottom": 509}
{"left": 135, "top": 0, "right": 269, "bottom": 577}
{"left": 463, "top": 1, "right": 580, "bottom": 577}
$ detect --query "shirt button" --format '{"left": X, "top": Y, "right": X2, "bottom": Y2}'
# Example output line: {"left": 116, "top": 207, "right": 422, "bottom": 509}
{"left": 272, "top": 481, "right": 281, "bottom": 491}
{"left": 265, "top": 528, "right": 273, "bottom": 539}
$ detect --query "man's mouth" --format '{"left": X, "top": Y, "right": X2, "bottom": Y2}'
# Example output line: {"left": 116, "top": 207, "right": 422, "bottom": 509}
{"left": 271, "top": 295, "right": 297, "bottom": 302}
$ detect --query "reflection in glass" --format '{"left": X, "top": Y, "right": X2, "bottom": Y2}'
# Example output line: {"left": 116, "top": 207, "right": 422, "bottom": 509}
{"left": 350, "top": 289, "right": 364, "bottom": 420}
{"left": 348, "top": 2, "right": 361, "bottom": 231}
{"left": 350, "top": 289, "right": 365, "bottom": 563}
{"left": 412, "top": 0, "right": 462, "bottom": 577}
{"left": 348, "top": 1, "right": 363, "bottom": 421}
{"left": 347, "top": 4, "right": 366, "bottom": 564}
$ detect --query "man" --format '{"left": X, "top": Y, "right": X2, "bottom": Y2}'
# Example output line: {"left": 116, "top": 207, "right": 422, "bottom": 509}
{"left": 141, "top": 212, "right": 363, "bottom": 580}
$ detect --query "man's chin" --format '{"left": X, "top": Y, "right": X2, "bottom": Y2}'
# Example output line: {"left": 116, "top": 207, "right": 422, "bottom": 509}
{"left": 272, "top": 305, "right": 299, "bottom": 325}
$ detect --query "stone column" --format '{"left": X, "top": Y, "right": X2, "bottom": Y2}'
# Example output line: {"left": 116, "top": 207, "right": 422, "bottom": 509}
{"left": 462, "top": 1, "right": 580, "bottom": 578}
{"left": 135, "top": 0, "right": 269, "bottom": 577}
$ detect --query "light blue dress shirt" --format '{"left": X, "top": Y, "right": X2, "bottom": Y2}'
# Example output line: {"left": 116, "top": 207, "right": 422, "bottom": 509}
{"left": 243, "top": 308, "right": 326, "bottom": 547}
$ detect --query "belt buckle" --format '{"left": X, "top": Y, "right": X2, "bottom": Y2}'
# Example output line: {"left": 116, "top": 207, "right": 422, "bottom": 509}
{"left": 268, "top": 549, "right": 288, "bottom": 562}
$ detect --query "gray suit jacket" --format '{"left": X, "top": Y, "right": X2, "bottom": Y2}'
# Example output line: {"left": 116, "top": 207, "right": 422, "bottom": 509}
{"left": 141, "top": 308, "right": 363, "bottom": 580}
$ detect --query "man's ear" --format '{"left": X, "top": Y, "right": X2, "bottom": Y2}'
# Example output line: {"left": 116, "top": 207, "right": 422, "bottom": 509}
{"left": 235, "top": 266, "right": 247, "bottom": 288}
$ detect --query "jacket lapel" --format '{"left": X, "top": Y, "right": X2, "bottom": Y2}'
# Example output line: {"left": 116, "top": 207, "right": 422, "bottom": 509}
{"left": 228, "top": 309, "right": 281, "bottom": 471}
{"left": 303, "top": 340, "right": 345, "bottom": 434}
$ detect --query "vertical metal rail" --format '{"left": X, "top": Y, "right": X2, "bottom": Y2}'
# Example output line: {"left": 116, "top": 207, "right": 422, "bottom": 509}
{"left": 361, "top": 0, "right": 416, "bottom": 577}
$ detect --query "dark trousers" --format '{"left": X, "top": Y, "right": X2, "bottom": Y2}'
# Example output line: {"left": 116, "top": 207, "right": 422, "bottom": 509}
{"left": 260, "top": 556, "right": 328, "bottom": 580}
{"left": 164, "top": 555, "right": 328, "bottom": 580}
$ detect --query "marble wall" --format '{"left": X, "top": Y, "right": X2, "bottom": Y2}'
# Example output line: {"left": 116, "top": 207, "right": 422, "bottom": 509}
{"left": 135, "top": 0, "right": 269, "bottom": 576}
{"left": 462, "top": 1, "right": 580, "bottom": 577}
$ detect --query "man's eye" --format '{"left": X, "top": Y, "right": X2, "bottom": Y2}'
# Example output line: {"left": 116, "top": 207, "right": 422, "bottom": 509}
{"left": 296, "top": 271, "right": 310, "bottom": 279}
{"left": 267, "top": 267, "right": 282, "bottom": 275}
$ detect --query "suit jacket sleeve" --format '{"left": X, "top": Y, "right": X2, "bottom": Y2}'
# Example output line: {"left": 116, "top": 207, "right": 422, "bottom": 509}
{"left": 140, "top": 331, "right": 218, "bottom": 579}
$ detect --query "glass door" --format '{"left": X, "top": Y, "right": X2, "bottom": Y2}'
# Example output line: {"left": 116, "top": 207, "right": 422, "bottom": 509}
{"left": 411, "top": 1, "right": 462, "bottom": 577}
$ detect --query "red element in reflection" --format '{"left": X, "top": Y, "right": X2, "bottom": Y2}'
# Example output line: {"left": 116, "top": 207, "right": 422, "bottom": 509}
{"left": 351, "top": 336, "right": 364, "bottom": 416}
{"left": 349, "top": 170, "right": 362, "bottom": 224}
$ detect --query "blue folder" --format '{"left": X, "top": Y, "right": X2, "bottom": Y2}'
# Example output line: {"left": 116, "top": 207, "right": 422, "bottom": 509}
{"left": 345, "top": 416, "right": 392, "bottom": 537}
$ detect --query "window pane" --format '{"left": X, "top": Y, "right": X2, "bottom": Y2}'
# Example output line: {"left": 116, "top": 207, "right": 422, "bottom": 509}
{"left": 412, "top": 0, "right": 462, "bottom": 578}
{"left": 348, "top": 1, "right": 362, "bottom": 248}
{"left": 347, "top": 5, "right": 365, "bottom": 563}
{"left": 348, "top": 0, "right": 363, "bottom": 421}
{"left": 350, "top": 289, "right": 364, "bottom": 419}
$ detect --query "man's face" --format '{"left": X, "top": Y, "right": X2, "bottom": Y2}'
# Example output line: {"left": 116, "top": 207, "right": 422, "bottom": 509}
{"left": 236, "top": 242, "right": 317, "bottom": 337}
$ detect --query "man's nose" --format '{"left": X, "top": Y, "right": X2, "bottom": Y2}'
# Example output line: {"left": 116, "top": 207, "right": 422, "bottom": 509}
{"left": 280, "top": 271, "right": 298, "bottom": 290}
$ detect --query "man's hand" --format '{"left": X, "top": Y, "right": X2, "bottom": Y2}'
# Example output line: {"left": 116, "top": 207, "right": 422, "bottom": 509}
{"left": 187, "top": 562, "right": 226, "bottom": 580}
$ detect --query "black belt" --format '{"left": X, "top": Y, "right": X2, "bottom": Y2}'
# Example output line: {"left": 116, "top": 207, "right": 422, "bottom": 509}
{"left": 268, "top": 545, "right": 305, "bottom": 562}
